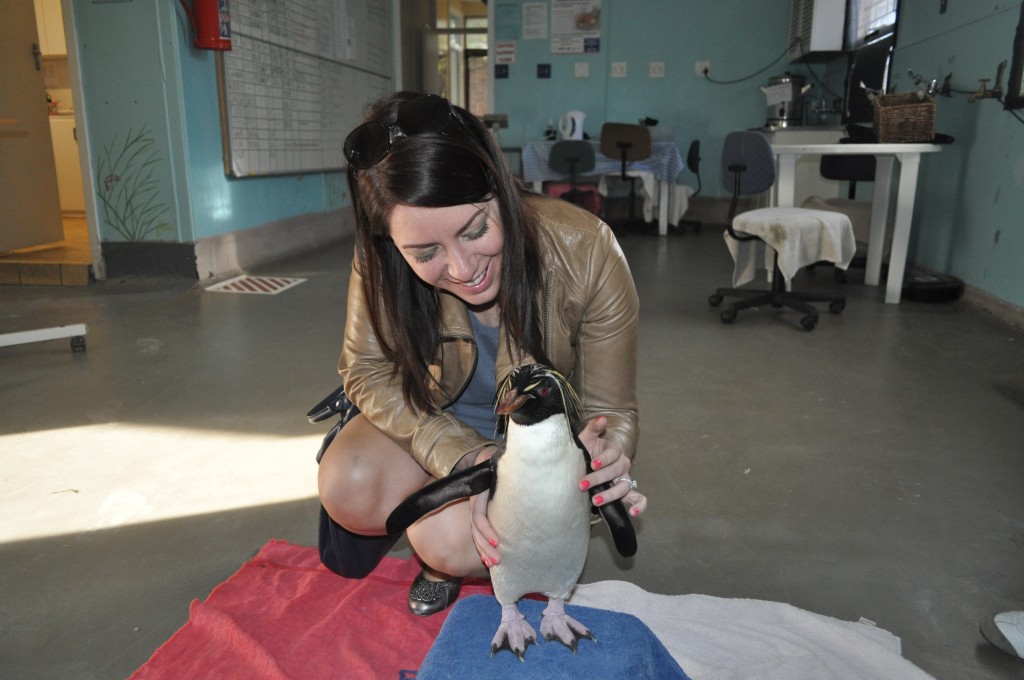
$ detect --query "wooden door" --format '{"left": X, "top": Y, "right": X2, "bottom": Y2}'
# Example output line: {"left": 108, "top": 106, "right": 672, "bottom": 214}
{"left": 0, "top": 0, "right": 64, "bottom": 252}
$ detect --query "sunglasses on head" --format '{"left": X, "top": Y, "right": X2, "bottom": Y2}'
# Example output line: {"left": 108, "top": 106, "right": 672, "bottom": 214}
{"left": 344, "top": 94, "right": 456, "bottom": 170}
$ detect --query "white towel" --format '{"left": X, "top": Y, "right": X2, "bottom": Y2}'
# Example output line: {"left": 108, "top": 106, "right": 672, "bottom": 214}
{"left": 569, "top": 581, "right": 936, "bottom": 680}
{"left": 598, "top": 171, "right": 658, "bottom": 222}
{"left": 724, "top": 207, "right": 856, "bottom": 288}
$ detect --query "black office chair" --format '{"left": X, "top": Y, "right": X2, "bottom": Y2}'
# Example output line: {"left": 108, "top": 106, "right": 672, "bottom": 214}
{"left": 708, "top": 131, "right": 852, "bottom": 331}
{"left": 545, "top": 140, "right": 601, "bottom": 214}
{"left": 821, "top": 145, "right": 877, "bottom": 277}
{"left": 672, "top": 139, "right": 703, "bottom": 234}
{"left": 801, "top": 139, "right": 879, "bottom": 282}
{"left": 600, "top": 122, "right": 652, "bottom": 232}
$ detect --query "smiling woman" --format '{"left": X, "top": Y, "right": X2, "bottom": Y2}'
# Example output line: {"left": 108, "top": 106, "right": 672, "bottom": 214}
{"left": 316, "top": 90, "right": 644, "bottom": 621}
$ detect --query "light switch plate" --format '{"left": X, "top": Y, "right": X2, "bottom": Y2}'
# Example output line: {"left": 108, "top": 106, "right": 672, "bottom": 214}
{"left": 574, "top": 62, "right": 590, "bottom": 78}
{"left": 611, "top": 62, "right": 627, "bottom": 78}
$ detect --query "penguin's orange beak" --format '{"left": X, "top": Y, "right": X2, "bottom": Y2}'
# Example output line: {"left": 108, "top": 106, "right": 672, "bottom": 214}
{"left": 496, "top": 389, "right": 529, "bottom": 415}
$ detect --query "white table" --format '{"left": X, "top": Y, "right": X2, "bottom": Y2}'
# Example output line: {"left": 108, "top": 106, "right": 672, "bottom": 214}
{"left": 770, "top": 142, "right": 943, "bottom": 303}
{"left": 522, "top": 140, "right": 685, "bottom": 236}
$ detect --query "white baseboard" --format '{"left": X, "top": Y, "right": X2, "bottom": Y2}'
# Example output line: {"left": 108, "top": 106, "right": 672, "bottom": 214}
{"left": 194, "top": 208, "right": 353, "bottom": 280}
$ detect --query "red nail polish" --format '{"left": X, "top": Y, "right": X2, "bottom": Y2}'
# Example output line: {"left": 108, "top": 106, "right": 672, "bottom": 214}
{"left": 594, "top": 495, "right": 604, "bottom": 505}
{"left": 579, "top": 480, "right": 590, "bottom": 490}
{"left": 631, "top": 507, "right": 639, "bottom": 516}
{"left": 592, "top": 460, "right": 602, "bottom": 470}
{"left": 488, "top": 538, "right": 498, "bottom": 547}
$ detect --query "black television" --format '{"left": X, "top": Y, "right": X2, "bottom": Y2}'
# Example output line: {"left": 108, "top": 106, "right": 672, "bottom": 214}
{"left": 842, "top": 34, "right": 896, "bottom": 125}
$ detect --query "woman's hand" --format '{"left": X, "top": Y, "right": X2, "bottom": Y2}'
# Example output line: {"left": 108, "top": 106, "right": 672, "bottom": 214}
{"left": 466, "top": 445, "right": 502, "bottom": 569}
{"left": 577, "top": 416, "right": 648, "bottom": 517}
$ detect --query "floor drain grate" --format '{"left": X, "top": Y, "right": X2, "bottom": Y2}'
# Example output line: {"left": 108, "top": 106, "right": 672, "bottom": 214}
{"left": 205, "top": 275, "right": 307, "bottom": 295}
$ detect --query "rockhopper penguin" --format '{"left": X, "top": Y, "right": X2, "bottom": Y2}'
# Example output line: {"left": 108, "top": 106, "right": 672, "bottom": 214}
{"left": 386, "top": 363, "right": 637, "bottom": 660}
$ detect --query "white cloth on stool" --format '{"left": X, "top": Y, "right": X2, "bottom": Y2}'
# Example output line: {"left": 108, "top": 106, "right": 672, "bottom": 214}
{"left": 598, "top": 170, "right": 657, "bottom": 222}
{"left": 724, "top": 207, "right": 856, "bottom": 288}
{"left": 670, "top": 184, "right": 695, "bottom": 225}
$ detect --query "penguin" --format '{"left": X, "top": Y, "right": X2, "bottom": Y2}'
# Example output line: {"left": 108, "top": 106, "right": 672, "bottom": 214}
{"left": 386, "top": 363, "right": 637, "bottom": 660}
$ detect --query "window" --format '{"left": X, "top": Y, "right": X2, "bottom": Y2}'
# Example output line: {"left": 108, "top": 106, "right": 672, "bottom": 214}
{"left": 847, "top": 0, "right": 899, "bottom": 49}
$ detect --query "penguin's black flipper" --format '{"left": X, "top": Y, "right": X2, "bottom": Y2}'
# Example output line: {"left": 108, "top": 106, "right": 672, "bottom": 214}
{"left": 571, "top": 431, "right": 638, "bottom": 558}
{"left": 385, "top": 460, "right": 494, "bottom": 535}
{"left": 597, "top": 496, "right": 637, "bottom": 557}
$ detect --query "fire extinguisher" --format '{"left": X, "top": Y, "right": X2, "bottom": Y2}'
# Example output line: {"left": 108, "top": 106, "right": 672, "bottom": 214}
{"left": 178, "top": 0, "right": 231, "bottom": 51}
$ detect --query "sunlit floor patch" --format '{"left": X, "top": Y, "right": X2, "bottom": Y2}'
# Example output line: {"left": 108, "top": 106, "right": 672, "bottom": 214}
{"left": 0, "top": 423, "right": 321, "bottom": 543}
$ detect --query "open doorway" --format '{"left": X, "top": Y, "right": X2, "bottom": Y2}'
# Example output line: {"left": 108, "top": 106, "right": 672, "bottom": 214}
{"left": 0, "top": 0, "right": 92, "bottom": 286}
{"left": 432, "top": 0, "right": 490, "bottom": 116}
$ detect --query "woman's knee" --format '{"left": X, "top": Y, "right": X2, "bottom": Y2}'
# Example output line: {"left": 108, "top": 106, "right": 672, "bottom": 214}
{"left": 318, "top": 447, "right": 374, "bottom": 528}
{"left": 317, "top": 416, "right": 426, "bottom": 532}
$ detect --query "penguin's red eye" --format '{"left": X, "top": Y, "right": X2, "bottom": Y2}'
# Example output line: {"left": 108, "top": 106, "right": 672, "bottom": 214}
{"left": 537, "top": 386, "right": 551, "bottom": 398}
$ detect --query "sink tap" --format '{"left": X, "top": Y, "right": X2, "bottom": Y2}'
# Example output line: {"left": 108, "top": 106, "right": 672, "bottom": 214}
{"left": 969, "top": 78, "right": 991, "bottom": 102}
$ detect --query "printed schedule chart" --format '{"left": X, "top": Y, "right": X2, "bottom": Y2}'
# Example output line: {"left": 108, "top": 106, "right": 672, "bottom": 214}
{"left": 219, "top": 0, "right": 391, "bottom": 177}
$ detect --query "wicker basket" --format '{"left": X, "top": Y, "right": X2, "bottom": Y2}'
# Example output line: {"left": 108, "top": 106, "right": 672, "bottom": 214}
{"left": 873, "top": 93, "right": 936, "bottom": 143}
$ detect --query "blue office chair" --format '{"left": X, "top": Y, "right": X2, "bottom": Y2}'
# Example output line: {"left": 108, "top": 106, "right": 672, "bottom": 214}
{"left": 708, "top": 131, "right": 854, "bottom": 331}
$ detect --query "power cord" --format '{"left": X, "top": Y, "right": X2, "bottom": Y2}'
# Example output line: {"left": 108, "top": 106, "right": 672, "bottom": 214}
{"left": 794, "top": 38, "right": 844, "bottom": 102}
{"left": 704, "top": 38, "right": 843, "bottom": 104}
{"left": 704, "top": 41, "right": 796, "bottom": 85}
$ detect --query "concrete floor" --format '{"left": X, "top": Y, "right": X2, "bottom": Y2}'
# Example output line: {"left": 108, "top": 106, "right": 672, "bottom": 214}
{"left": 1, "top": 229, "right": 1023, "bottom": 679}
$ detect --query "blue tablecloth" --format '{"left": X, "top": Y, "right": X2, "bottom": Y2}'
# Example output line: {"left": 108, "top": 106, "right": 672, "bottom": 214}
{"left": 522, "top": 139, "right": 685, "bottom": 185}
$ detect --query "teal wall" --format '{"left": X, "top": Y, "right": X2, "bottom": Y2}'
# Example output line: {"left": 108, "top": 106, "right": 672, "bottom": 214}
{"left": 71, "top": 0, "right": 349, "bottom": 245}
{"left": 73, "top": 0, "right": 186, "bottom": 243}
{"left": 889, "top": 2, "right": 1023, "bottom": 307}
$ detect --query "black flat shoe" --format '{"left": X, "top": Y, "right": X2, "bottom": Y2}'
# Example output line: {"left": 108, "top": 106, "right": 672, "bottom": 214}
{"left": 408, "top": 569, "right": 462, "bottom": 617}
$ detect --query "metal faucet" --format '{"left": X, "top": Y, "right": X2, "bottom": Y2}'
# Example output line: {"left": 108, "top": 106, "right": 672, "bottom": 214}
{"left": 968, "top": 61, "right": 1006, "bottom": 102}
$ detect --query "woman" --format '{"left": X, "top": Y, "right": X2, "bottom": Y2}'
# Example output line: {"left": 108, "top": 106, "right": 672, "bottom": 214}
{"left": 318, "top": 91, "right": 647, "bottom": 616}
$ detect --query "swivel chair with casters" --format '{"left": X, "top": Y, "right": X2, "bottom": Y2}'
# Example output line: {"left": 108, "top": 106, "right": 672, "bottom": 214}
{"left": 708, "top": 131, "right": 855, "bottom": 331}
{"left": 544, "top": 139, "right": 602, "bottom": 215}
{"left": 600, "top": 122, "right": 652, "bottom": 233}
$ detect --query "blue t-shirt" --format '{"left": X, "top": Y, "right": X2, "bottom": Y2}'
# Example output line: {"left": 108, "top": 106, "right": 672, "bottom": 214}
{"left": 446, "top": 313, "right": 500, "bottom": 439}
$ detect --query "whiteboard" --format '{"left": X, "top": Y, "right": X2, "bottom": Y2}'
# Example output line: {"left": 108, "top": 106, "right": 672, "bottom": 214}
{"left": 219, "top": 0, "right": 392, "bottom": 178}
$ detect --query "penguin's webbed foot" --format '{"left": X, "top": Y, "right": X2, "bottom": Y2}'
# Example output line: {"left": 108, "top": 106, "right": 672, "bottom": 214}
{"left": 540, "top": 598, "right": 596, "bottom": 652}
{"left": 490, "top": 603, "right": 537, "bottom": 662}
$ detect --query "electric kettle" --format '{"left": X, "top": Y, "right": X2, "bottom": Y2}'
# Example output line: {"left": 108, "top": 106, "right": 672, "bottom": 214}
{"left": 558, "top": 110, "right": 586, "bottom": 140}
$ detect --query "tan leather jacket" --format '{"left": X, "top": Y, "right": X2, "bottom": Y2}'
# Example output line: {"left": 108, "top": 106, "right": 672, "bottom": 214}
{"left": 338, "top": 195, "right": 639, "bottom": 478}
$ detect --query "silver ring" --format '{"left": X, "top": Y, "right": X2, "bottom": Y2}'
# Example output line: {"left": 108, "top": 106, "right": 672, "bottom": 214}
{"left": 614, "top": 476, "right": 637, "bottom": 490}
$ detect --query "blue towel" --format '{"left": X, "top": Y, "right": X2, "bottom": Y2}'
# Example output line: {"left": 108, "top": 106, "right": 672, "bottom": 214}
{"left": 416, "top": 595, "right": 691, "bottom": 679}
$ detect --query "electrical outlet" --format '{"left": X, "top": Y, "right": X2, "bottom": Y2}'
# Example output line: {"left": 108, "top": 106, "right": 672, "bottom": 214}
{"left": 694, "top": 60, "right": 711, "bottom": 78}
{"left": 649, "top": 61, "right": 666, "bottom": 78}
{"left": 611, "top": 62, "right": 627, "bottom": 78}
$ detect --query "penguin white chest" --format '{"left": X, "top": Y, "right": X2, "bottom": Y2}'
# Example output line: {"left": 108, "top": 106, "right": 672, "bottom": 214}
{"left": 488, "top": 416, "right": 591, "bottom": 603}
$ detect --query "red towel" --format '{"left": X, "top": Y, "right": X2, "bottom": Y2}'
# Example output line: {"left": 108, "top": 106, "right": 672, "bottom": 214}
{"left": 129, "top": 540, "right": 493, "bottom": 680}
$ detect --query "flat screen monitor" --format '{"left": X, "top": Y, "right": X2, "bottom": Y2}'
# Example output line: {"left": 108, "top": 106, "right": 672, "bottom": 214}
{"left": 843, "top": 34, "right": 896, "bottom": 125}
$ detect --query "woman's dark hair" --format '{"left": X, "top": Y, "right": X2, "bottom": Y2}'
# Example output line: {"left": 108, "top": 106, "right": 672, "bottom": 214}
{"left": 347, "top": 91, "right": 549, "bottom": 414}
